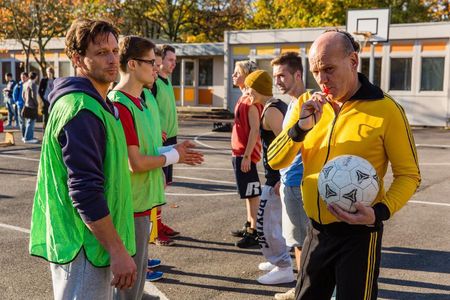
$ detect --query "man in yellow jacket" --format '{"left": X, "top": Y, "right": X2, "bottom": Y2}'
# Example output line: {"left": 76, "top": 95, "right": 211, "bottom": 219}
{"left": 268, "top": 29, "right": 421, "bottom": 300}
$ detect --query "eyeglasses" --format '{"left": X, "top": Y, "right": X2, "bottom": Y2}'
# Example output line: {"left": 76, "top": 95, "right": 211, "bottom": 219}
{"left": 131, "top": 58, "right": 156, "bottom": 66}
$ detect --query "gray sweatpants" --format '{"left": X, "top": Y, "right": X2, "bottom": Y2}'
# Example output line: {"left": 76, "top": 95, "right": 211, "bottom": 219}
{"left": 256, "top": 185, "right": 291, "bottom": 268}
{"left": 280, "top": 183, "right": 309, "bottom": 248}
{"left": 114, "top": 216, "right": 151, "bottom": 300}
{"left": 50, "top": 250, "right": 113, "bottom": 300}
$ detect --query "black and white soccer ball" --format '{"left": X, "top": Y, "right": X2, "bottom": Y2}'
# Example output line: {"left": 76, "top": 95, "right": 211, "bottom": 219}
{"left": 318, "top": 155, "right": 379, "bottom": 213}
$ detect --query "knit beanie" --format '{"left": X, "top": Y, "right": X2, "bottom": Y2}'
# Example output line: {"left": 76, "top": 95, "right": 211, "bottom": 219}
{"left": 244, "top": 70, "right": 273, "bottom": 96}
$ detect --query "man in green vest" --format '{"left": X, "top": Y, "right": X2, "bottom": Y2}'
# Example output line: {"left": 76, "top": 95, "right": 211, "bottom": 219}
{"left": 152, "top": 44, "right": 181, "bottom": 244}
{"left": 29, "top": 19, "right": 137, "bottom": 299}
{"left": 109, "top": 36, "right": 203, "bottom": 300}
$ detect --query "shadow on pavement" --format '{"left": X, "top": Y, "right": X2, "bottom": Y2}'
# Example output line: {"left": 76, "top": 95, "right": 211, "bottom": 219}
{"left": 379, "top": 288, "right": 450, "bottom": 300}
{"left": 154, "top": 265, "right": 295, "bottom": 296}
{"left": 379, "top": 277, "right": 450, "bottom": 292}
{"left": 171, "top": 181, "right": 235, "bottom": 192}
{"left": 168, "top": 236, "right": 261, "bottom": 255}
{"left": 382, "top": 247, "right": 450, "bottom": 274}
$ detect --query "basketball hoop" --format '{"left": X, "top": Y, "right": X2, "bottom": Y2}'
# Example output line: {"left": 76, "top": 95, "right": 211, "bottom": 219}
{"left": 353, "top": 31, "right": 373, "bottom": 49}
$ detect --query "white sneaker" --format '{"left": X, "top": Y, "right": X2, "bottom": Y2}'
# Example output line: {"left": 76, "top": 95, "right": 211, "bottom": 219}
{"left": 258, "top": 261, "right": 276, "bottom": 271}
{"left": 24, "top": 138, "right": 39, "bottom": 144}
{"left": 257, "top": 266, "right": 295, "bottom": 285}
{"left": 274, "top": 287, "right": 295, "bottom": 300}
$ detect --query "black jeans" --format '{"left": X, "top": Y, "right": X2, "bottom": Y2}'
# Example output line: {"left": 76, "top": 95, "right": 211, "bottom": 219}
{"left": 162, "top": 136, "right": 177, "bottom": 184}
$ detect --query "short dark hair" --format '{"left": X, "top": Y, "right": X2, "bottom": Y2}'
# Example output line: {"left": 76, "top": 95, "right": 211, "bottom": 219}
{"left": 5, "top": 73, "right": 12, "bottom": 77}
{"left": 65, "top": 18, "right": 119, "bottom": 59}
{"left": 119, "top": 36, "right": 156, "bottom": 72}
{"left": 161, "top": 44, "right": 175, "bottom": 59}
{"left": 154, "top": 47, "right": 162, "bottom": 58}
{"left": 271, "top": 52, "right": 303, "bottom": 74}
{"left": 29, "top": 72, "right": 37, "bottom": 80}
{"left": 324, "top": 29, "right": 361, "bottom": 54}
{"left": 21, "top": 72, "right": 28, "bottom": 77}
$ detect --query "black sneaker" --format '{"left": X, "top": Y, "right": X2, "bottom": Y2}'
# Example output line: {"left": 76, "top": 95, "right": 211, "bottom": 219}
{"left": 230, "top": 221, "right": 250, "bottom": 237}
{"left": 235, "top": 228, "right": 259, "bottom": 248}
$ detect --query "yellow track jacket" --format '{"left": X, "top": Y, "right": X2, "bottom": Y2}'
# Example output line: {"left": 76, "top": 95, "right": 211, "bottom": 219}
{"left": 268, "top": 74, "right": 421, "bottom": 225}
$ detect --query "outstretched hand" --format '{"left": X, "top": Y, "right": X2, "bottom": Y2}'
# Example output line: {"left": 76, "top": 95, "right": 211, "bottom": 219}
{"left": 327, "top": 202, "right": 376, "bottom": 226}
{"left": 174, "top": 140, "right": 204, "bottom": 165}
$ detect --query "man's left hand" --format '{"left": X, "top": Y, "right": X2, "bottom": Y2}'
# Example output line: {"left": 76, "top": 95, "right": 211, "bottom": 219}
{"left": 327, "top": 202, "right": 375, "bottom": 225}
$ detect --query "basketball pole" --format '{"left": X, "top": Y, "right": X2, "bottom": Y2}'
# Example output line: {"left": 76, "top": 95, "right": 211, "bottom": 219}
{"left": 369, "top": 42, "right": 375, "bottom": 83}
{"left": 354, "top": 31, "right": 375, "bottom": 84}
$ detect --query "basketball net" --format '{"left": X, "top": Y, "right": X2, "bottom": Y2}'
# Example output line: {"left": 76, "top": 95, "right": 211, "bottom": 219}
{"left": 353, "top": 31, "right": 373, "bottom": 49}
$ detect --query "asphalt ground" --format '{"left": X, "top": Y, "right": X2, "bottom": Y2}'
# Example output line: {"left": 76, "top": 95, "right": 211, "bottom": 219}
{"left": 0, "top": 121, "right": 449, "bottom": 300}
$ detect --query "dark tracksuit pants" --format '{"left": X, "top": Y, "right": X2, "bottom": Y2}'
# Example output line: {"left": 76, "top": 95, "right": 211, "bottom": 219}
{"left": 163, "top": 136, "right": 177, "bottom": 184}
{"left": 295, "top": 220, "right": 383, "bottom": 300}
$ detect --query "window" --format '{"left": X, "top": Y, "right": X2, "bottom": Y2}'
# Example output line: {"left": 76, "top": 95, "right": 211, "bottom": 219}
{"left": 171, "top": 60, "right": 181, "bottom": 86}
{"left": 420, "top": 57, "right": 444, "bottom": 91}
{"left": 1, "top": 61, "right": 12, "bottom": 84}
{"left": 390, "top": 58, "right": 412, "bottom": 91}
{"left": 199, "top": 59, "right": 213, "bottom": 86}
{"left": 305, "top": 58, "right": 319, "bottom": 91}
{"left": 15, "top": 61, "right": 23, "bottom": 81}
{"left": 184, "top": 61, "right": 195, "bottom": 86}
{"left": 361, "top": 58, "right": 382, "bottom": 87}
{"left": 59, "top": 61, "right": 71, "bottom": 78}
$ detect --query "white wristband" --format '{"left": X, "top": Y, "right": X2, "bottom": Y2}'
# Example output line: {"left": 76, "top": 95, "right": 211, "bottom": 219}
{"left": 162, "top": 148, "right": 180, "bottom": 167}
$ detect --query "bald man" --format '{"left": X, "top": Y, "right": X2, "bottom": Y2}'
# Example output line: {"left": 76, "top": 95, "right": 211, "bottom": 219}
{"left": 267, "top": 30, "right": 421, "bottom": 300}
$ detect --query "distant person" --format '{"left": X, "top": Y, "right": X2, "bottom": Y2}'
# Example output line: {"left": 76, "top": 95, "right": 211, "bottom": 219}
{"left": 271, "top": 52, "right": 309, "bottom": 300}
{"left": 38, "top": 66, "right": 56, "bottom": 131}
{"left": 3, "top": 72, "right": 17, "bottom": 128}
{"left": 268, "top": 29, "right": 421, "bottom": 300}
{"left": 29, "top": 18, "right": 137, "bottom": 299}
{"left": 152, "top": 44, "right": 180, "bottom": 246}
{"left": 12, "top": 72, "right": 29, "bottom": 137}
{"left": 229, "top": 60, "right": 263, "bottom": 249}
{"left": 21, "top": 72, "right": 39, "bottom": 143}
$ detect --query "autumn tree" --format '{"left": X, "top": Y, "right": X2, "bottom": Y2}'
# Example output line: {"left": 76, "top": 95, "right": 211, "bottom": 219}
{"left": 184, "top": 0, "right": 251, "bottom": 42}
{"left": 144, "top": 0, "right": 197, "bottom": 42}
{"left": 249, "top": 0, "right": 437, "bottom": 30}
{"left": 0, "top": 0, "right": 120, "bottom": 75}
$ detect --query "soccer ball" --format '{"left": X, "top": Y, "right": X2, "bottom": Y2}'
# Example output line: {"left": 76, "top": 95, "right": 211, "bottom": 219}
{"left": 318, "top": 155, "right": 379, "bottom": 213}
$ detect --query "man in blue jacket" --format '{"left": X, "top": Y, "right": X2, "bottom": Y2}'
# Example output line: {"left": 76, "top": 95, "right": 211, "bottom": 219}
{"left": 12, "top": 72, "right": 29, "bottom": 137}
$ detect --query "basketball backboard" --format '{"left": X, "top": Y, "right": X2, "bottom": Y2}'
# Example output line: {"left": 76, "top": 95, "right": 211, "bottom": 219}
{"left": 346, "top": 8, "right": 390, "bottom": 43}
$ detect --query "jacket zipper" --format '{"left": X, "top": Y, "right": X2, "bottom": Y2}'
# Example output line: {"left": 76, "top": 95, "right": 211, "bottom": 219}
{"left": 317, "top": 101, "right": 346, "bottom": 224}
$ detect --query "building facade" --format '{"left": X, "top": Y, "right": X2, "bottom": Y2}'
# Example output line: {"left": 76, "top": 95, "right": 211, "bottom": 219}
{"left": 224, "top": 22, "right": 450, "bottom": 127}
{"left": 1, "top": 22, "right": 449, "bottom": 126}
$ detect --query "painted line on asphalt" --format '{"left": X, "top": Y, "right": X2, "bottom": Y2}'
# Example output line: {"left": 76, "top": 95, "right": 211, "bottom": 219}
{"left": 174, "top": 166, "right": 266, "bottom": 175}
{"left": 166, "top": 192, "right": 236, "bottom": 197}
{"left": 166, "top": 175, "right": 236, "bottom": 197}
{"left": 0, "top": 222, "right": 169, "bottom": 299}
{"left": 416, "top": 144, "right": 450, "bottom": 149}
{"left": 193, "top": 131, "right": 231, "bottom": 154}
{"left": 144, "top": 282, "right": 169, "bottom": 300}
{"left": 193, "top": 131, "right": 220, "bottom": 149}
{"left": 0, "top": 223, "right": 30, "bottom": 234}
{"left": 409, "top": 200, "right": 450, "bottom": 207}
{"left": 0, "top": 154, "right": 39, "bottom": 162}
{"left": 173, "top": 175, "right": 235, "bottom": 185}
